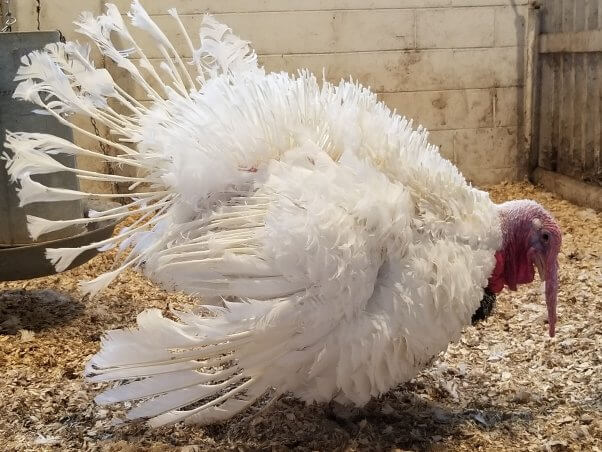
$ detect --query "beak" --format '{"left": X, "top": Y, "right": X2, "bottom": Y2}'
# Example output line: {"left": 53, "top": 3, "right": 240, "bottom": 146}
{"left": 543, "top": 256, "right": 558, "bottom": 338}
{"left": 534, "top": 255, "right": 546, "bottom": 281}
{"left": 533, "top": 251, "right": 557, "bottom": 337}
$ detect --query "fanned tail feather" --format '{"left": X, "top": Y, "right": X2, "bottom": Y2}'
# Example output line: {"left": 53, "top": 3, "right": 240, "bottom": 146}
{"left": 3, "top": 1, "right": 259, "bottom": 295}
{"left": 85, "top": 308, "right": 276, "bottom": 426}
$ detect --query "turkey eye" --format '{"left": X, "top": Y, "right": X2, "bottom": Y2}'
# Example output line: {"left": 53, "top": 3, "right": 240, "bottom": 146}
{"left": 542, "top": 232, "right": 549, "bottom": 242}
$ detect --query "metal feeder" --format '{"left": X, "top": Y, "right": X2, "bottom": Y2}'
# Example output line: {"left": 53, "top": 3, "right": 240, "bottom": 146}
{"left": 1, "top": 31, "right": 118, "bottom": 282}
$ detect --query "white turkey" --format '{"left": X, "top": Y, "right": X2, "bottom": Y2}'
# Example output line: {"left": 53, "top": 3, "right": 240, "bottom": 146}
{"left": 3, "top": 2, "right": 562, "bottom": 427}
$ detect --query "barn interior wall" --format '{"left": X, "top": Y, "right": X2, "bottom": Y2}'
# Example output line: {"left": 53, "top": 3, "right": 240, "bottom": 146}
{"left": 7, "top": 0, "right": 529, "bottom": 188}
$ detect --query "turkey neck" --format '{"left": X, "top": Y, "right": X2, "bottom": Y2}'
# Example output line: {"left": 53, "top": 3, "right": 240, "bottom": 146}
{"left": 487, "top": 201, "right": 538, "bottom": 294}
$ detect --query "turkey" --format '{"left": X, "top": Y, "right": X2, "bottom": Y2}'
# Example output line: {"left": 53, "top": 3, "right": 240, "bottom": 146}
{"left": 3, "top": 2, "right": 562, "bottom": 427}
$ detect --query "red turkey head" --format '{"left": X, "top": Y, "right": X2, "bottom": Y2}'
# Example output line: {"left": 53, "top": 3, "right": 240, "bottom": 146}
{"left": 491, "top": 200, "right": 562, "bottom": 337}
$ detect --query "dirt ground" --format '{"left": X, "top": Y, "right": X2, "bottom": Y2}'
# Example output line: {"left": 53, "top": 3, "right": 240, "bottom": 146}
{"left": 0, "top": 182, "right": 600, "bottom": 452}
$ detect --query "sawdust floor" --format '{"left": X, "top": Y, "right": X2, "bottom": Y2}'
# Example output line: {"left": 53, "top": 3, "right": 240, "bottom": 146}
{"left": 0, "top": 182, "right": 600, "bottom": 452}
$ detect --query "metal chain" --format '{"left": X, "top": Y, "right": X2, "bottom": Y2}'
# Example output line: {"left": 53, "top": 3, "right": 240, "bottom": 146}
{"left": 1, "top": 16, "right": 15, "bottom": 32}
{"left": 89, "top": 117, "right": 118, "bottom": 196}
{"left": 1, "top": 0, "right": 14, "bottom": 32}
{"left": 88, "top": 48, "right": 120, "bottom": 197}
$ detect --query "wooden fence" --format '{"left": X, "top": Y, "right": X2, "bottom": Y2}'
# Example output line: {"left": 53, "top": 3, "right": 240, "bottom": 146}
{"left": 526, "top": 0, "right": 602, "bottom": 208}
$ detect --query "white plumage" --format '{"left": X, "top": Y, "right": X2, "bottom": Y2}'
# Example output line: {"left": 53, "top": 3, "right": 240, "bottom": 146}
{"left": 3, "top": 2, "right": 508, "bottom": 426}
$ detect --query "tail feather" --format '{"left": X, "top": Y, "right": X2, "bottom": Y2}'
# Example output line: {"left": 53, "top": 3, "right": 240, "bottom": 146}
{"left": 95, "top": 368, "right": 240, "bottom": 404}
{"left": 3, "top": 0, "right": 259, "bottom": 295}
{"left": 84, "top": 306, "right": 277, "bottom": 426}
{"left": 182, "top": 396, "right": 259, "bottom": 426}
{"left": 85, "top": 310, "right": 255, "bottom": 376}
{"left": 125, "top": 375, "right": 245, "bottom": 421}
{"left": 87, "top": 359, "right": 228, "bottom": 383}
{"left": 147, "top": 378, "right": 262, "bottom": 427}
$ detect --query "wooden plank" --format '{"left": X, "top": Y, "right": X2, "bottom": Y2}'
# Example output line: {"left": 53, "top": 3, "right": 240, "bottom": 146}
{"left": 525, "top": 3, "right": 541, "bottom": 174}
{"left": 574, "top": 1, "right": 587, "bottom": 31}
{"left": 586, "top": 0, "right": 600, "bottom": 31}
{"left": 584, "top": 1, "right": 601, "bottom": 183}
{"left": 596, "top": 0, "right": 600, "bottom": 184}
{"left": 537, "top": 55, "right": 554, "bottom": 170}
{"left": 533, "top": 167, "right": 602, "bottom": 209}
{"left": 540, "top": 0, "right": 561, "bottom": 33}
{"left": 597, "top": 53, "right": 602, "bottom": 182}
{"left": 556, "top": 0, "right": 574, "bottom": 177}
{"left": 549, "top": 1, "right": 564, "bottom": 171}
{"left": 549, "top": 53, "right": 561, "bottom": 171}
{"left": 585, "top": 53, "right": 600, "bottom": 181}
{"left": 539, "top": 29, "right": 602, "bottom": 53}
{"left": 572, "top": 1, "right": 587, "bottom": 178}
{"left": 542, "top": 0, "right": 556, "bottom": 172}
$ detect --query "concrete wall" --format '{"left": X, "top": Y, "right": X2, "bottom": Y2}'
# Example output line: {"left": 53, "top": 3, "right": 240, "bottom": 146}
{"left": 6, "top": 0, "right": 529, "bottom": 186}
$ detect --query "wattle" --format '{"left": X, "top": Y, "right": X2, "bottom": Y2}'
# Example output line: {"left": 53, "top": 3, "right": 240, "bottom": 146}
{"left": 487, "top": 251, "right": 506, "bottom": 293}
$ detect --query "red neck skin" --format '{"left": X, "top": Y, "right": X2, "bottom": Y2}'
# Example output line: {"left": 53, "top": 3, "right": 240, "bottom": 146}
{"left": 487, "top": 249, "right": 536, "bottom": 294}
{"left": 487, "top": 208, "right": 539, "bottom": 294}
{"left": 487, "top": 252, "right": 506, "bottom": 293}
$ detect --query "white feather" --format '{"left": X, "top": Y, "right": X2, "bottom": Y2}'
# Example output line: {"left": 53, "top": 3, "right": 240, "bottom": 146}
{"left": 194, "top": 14, "right": 259, "bottom": 80}
{"left": 79, "top": 268, "right": 124, "bottom": 296}
{"left": 16, "top": 175, "right": 90, "bottom": 206}
{"left": 128, "top": 1, "right": 170, "bottom": 47}
{"left": 45, "top": 247, "right": 88, "bottom": 272}
{"left": 25, "top": 215, "right": 71, "bottom": 240}
{"left": 95, "top": 369, "right": 238, "bottom": 404}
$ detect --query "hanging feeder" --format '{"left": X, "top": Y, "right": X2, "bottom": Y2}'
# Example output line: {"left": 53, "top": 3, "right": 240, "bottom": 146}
{"left": 0, "top": 31, "right": 118, "bottom": 282}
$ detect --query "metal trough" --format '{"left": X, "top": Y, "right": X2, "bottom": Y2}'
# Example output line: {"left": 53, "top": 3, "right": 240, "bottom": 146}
{"left": 0, "top": 202, "right": 118, "bottom": 281}
{"left": 1, "top": 31, "right": 120, "bottom": 281}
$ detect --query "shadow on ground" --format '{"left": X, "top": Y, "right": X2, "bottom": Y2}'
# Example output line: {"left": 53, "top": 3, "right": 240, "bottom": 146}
{"left": 202, "top": 391, "right": 535, "bottom": 451}
{"left": 90, "top": 388, "right": 534, "bottom": 451}
{"left": 0, "top": 289, "right": 84, "bottom": 334}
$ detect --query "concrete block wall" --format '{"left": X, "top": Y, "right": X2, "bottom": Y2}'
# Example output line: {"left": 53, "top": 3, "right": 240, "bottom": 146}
{"left": 7, "top": 0, "right": 530, "bottom": 186}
